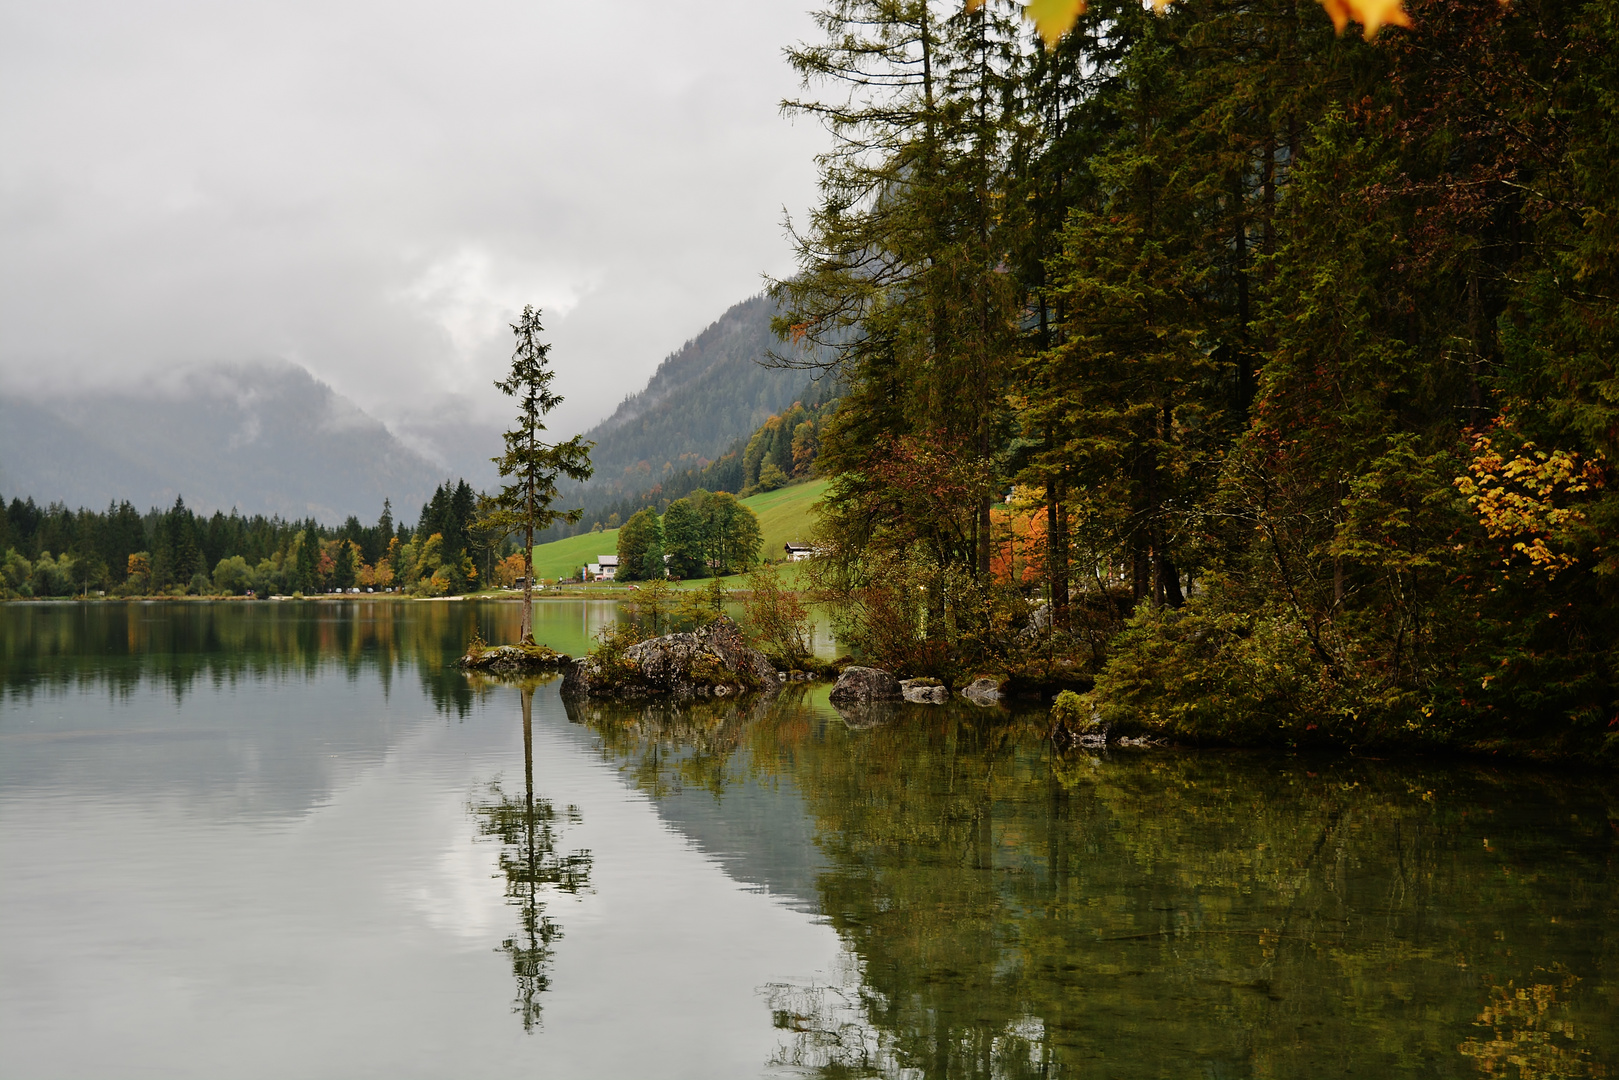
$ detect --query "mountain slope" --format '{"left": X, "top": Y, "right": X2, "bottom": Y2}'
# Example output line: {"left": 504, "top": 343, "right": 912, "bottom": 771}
{"left": 579, "top": 293, "right": 830, "bottom": 496}
{"left": 0, "top": 361, "right": 443, "bottom": 520}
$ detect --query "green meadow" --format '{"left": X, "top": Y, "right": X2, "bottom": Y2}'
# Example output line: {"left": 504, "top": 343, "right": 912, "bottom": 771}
{"left": 529, "top": 478, "right": 827, "bottom": 584}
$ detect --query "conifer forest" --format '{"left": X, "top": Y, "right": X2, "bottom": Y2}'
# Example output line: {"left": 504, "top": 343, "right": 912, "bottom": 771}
{"left": 772, "top": 0, "right": 1619, "bottom": 760}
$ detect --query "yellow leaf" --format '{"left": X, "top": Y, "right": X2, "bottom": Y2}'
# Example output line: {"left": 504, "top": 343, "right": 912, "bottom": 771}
{"left": 1025, "top": 0, "right": 1087, "bottom": 46}
{"left": 1317, "top": 0, "right": 1412, "bottom": 38}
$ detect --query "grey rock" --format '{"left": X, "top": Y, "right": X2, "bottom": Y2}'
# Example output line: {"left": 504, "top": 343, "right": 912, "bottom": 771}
{"left": 899, "top": 678, "right": 949, "bottom": 704}
{"left": 560, "top": 616, "right": 781, "bottom": 699}
{"left": 1019, "top": 602, "right": 1052, "bottom": 640}
{"left": 829, "top": 666, "right": 903, "bottom": 705}
{"left": 960, "top": 677, "right": 1005, "bottom": 707}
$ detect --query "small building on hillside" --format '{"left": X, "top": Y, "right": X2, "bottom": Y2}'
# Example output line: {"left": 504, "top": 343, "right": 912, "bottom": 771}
{"left": 585, "top": 554, "right": 619, "bottom": 581}
{"left": 784, "top": 543, "right": 819, "bottom": 562}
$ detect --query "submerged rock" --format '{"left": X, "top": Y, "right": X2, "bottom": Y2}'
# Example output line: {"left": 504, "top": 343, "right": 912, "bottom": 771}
{"left": 900, "top": 677, "right": 949, "bottom": 705}
{"left": 960, "top": 677, "right": 1005, "bottom": 707}
{"left": 459, "top": 643, "right": 571, "bottom": 673}
{"left": 560, "top": 617, "right": 781, "bottom": 700}
{"left": 829, "top": 666, "right": 903, "bottom": 705}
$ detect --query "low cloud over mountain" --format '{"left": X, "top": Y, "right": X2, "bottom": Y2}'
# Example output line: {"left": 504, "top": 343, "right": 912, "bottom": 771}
{"left": 1, "top": 361, "right": 445, "bottom": 521}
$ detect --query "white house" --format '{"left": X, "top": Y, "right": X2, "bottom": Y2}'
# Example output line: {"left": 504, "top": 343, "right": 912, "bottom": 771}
{"left": 784, "top": 543, "right": 819, "bottom": 562}
{"left": 586, "top": 554, "right": 619, "bottom": 581}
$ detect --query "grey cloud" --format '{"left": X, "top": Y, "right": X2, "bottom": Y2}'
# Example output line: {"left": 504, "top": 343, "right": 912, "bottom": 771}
{"left": 1, "top": 0, "right": 825, "bottom": 459}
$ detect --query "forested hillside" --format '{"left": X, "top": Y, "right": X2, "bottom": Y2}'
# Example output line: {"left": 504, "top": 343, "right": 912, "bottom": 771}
{"left": 774, "top": 0, "right": 1619, "bottom": 760}
{"left": 545, "top": 387, "right": 840, "bottom": 540}
{"left": 572, "top": 293, "right": 834, "bottom": 500}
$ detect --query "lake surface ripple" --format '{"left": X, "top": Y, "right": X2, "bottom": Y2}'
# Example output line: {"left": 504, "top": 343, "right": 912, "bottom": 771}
{"left": 2, "top": 602, "right": 1614, "bottom": 1078}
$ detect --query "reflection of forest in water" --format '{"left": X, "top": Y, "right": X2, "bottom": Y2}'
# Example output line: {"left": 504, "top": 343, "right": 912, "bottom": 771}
{"left": 571, "top": 688, "right": 1618, "bottom": 1080}
{"left": 1, "top": 600, "right": 615, "bottom": 718}
{"left": 470, "top": 684, "right": 591, "bottom": 1032}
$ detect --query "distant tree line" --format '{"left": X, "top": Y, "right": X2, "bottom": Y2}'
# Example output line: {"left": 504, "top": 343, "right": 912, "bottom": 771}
{"left": 0, "top": 478, "right": 515, "bottom": 599}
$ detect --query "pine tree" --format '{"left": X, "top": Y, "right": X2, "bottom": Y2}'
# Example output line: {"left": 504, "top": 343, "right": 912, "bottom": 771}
{"left": 293, "top": 527, "right": 317, "bottom": 594}
{"left": 482, "top": 305, "right": 594, "bottom": 642}
{"left": 774, "top": 0, "right": 1027, "bottom": 591}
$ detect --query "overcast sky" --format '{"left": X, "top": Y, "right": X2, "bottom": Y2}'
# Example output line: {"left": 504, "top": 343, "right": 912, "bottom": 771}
{"left": 0, "top": 0, "right": 827, "bottom": 454}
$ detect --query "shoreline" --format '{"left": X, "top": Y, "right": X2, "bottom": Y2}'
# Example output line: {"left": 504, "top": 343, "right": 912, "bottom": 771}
{"left": 0, "top": 582, "right": 764, "bottom": 603}
{"left": 8, "top": 595, "right": 1612, "bottom": 769}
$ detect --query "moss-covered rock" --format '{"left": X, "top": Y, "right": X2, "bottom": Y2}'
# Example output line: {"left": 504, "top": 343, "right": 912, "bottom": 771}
{"left": 560, "top": 616, "right": 781, "bottom": 700}
{"left": 1049, "top": 689, "right": 1107, "bottom": 747}
{"left": 458, "top": 642, "right": 571, "bottom": 673}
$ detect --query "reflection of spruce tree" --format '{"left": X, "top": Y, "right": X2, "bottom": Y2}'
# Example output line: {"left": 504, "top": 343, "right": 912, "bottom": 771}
{"left": 472, "top": 686, "right": 592, "bottom": 1031}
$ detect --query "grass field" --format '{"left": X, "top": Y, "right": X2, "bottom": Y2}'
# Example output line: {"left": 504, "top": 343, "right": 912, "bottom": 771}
{"left": 529, "top": 528, "right": 622, "bottom": 582}
{"left": 529, "top": 478, "right": 829, "bottom": 584}
{"left": 745, "top": 478, "right": 828, "bottom": 562}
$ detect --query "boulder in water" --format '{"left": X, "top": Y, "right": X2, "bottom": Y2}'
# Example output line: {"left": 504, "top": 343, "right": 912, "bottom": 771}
{"left": 829, "top": 666, "right": 903, "bottom": 705}
{"left": 560, "top": 617, "right": 781, "bottom": 699}
{"left": 1049, "top": 689, "right": 1108, "bottom": 748}
{"left": 900, "top": 678, "right": 949, "bottom": 704}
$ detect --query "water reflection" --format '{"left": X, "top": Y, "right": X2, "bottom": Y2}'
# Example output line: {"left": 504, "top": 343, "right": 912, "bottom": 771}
{"left": 470, "top": 682, "right": 592, "bottom": 1031}
{"left": 564, "top": 693, "right": 776, "bottom": 800}
{"left": 567, "top": 690, "right": 1618, "bottom": 1080}
{"left": 4, "top": 603, "right": 1614, "bottom": 1078}
{"left": 1458, "top": 967, "right": 1600, "bottom": 1079}
{"left": 1, "top": 599, "right": 623, "bottom": 718}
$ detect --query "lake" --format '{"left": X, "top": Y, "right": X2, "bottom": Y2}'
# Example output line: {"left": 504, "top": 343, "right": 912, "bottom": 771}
{"left": 2, "top": 601, "right": 1614, "bottom": 1078}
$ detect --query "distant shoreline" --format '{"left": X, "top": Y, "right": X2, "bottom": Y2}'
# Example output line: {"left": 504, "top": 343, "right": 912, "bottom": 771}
{"left": 0, "top": 583, "right": 759, "bottom": 603}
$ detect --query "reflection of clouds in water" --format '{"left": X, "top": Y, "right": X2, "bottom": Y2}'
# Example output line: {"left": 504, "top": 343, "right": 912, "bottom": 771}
{"left": 399, "top": 793, "right": 506, "bottom": 945}
{"left": 764, "top": 945, "right": 1055, "bottom": 1080}
{"left": 761, "top": 947, "right": 892, "bottom": 1076}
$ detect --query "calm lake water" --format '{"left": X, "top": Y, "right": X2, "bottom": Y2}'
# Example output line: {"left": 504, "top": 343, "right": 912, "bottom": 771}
{"left": 2, "top": 601, "right": 1615, "bottom": 1079}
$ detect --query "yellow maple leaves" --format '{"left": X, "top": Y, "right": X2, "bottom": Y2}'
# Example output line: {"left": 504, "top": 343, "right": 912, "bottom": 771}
{"left": 1454, "top": 431, "right": 1606, "bottom": 580}
{"left": 968, "top": 0, "right": 1411, "bottom": 47}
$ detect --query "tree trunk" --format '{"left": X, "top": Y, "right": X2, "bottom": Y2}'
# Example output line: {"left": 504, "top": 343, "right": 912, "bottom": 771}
{"left": 521, "top": 464, "right": 534, "bottom": 643}
{"left": 978, "top": 496, "right": 993, "bottom": 580}
{"left": 1132, "top": 541, "right": 1151, "bottom": 604}
{"left": 1158, "top": 554, "right": 1185, "bottom": 608}
{"left": 1046, "top": 473, "right": 1069, "bottom": 631}
{"left": 521, "top": 520, "right": 534, "bottom": 644}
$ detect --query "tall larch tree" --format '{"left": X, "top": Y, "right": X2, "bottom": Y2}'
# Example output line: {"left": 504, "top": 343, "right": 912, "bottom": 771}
{"left": 483, "top": 305, "right": 594, "bottom": 643}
